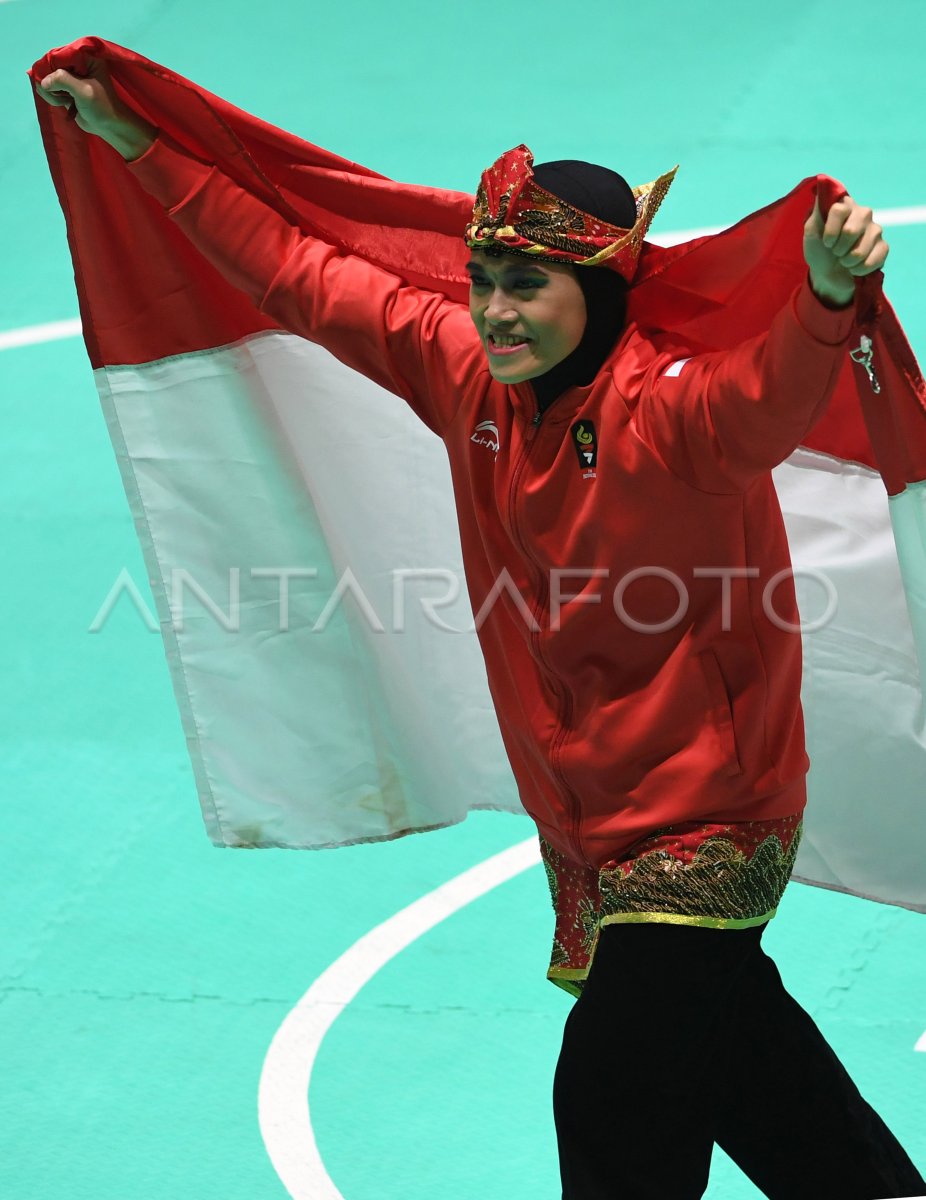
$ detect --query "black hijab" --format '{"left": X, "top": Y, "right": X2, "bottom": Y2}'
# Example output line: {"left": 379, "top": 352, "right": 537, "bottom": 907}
{"left": 528, "top": 160, "right": 637, "bottom": 413}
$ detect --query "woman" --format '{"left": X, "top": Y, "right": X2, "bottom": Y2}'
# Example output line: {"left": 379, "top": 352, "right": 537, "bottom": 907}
{"left": 35, "top": 61, "right": 925, "bottom": 1199}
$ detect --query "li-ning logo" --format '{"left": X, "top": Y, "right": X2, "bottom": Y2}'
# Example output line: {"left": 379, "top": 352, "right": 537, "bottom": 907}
{"left": 571, "top": 420, "right": 598, "bottom": 478}
{"left": 471, "top": 419, "right": 500, "bottom": 454}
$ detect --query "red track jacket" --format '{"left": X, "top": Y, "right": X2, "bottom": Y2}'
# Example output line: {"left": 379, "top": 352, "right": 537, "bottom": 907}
{"left": 128, "top": 135, "right": 858, "bottom": 869}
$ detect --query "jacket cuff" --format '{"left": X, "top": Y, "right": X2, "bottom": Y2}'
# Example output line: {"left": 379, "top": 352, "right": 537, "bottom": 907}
{"left": 126, "top": 132, "right": 216, "bottom": 213}
{"left": 793, "top": 273, "right": 857, "bottom": 345}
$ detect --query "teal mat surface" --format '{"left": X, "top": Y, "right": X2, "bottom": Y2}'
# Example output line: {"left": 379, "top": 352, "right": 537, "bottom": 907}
{"left": 2, "top": 2, "right": 924, "bottom": 1197}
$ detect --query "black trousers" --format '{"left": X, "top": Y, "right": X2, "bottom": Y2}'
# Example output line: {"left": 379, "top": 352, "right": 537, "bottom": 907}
{"left": 553, "top": 921, "right": 926, "bottom": 1200}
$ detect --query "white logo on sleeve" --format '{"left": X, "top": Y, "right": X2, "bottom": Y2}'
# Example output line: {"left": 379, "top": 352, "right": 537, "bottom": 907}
{"left": 662, "top": 358, "right": 692, "bottom": 377}
{"left": 471, "top": 420, "right": 500, "bottom": 454}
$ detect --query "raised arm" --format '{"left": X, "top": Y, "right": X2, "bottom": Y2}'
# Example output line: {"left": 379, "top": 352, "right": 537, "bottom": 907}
{"left": 34, "top": 62, "right": 481, "bottom": 436}
{"left": 633, "top": 196, "right": 890, "bottom": 493}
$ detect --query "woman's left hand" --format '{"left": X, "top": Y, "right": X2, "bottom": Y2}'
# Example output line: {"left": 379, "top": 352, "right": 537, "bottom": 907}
{"left": 803, "top": 194, "right": 889, "bottom": 308}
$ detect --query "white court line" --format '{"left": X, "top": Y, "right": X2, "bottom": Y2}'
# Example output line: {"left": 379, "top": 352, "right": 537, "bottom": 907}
{"left": 622, "top": 202, "right": 926, "bottom": 246}
{"left": 257, "top": 837, "right": 541, "bottom": 1200}
{"left": 0, "top": 317, "right": 81, "bottom": 351}
{"left": 2, "top": 205, "right": 925, "bottom": 354}
{"left": 259, "top": 832, "right": 926, "bottom": 1200}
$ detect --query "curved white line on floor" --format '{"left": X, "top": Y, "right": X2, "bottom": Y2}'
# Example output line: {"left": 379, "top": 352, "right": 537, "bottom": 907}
{"left": 257, "top": 836, "right": 542, "bottom": 1200}
{"left": 3, "top": 204, "right": 925, "bottom": 353}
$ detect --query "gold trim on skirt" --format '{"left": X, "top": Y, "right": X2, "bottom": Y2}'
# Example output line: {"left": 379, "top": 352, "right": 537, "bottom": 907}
{"left": 541, "top": 814, "right": 804, "bottom": 997}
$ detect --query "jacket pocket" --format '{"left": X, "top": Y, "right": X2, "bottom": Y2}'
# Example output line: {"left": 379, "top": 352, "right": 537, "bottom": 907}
{"left": 697, "top": 648, "right": 743, "bottom": 778}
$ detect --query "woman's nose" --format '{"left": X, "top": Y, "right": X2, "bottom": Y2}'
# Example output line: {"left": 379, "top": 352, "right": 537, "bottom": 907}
{"left": 484, "top": 288, "right": 517, "bottom": 324}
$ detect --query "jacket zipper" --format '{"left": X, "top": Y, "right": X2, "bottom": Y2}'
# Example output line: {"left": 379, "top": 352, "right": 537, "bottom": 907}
{"left": 508, "top": 402, "right": 586, "bottom": 866}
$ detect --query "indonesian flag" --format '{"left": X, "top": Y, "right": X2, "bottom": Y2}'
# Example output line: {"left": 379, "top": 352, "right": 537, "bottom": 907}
{"left": 31, "top": 38, "right": 926, "bottom": 914}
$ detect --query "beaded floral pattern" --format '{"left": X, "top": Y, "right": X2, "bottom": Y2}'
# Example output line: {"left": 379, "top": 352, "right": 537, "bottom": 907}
{"left": 540, "top": 814, "right": 803, "bottom": 996}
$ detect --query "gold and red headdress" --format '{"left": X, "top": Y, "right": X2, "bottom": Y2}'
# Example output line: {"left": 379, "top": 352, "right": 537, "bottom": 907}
{"left": 464, "top": 144, "right": 679, "bottom": 282}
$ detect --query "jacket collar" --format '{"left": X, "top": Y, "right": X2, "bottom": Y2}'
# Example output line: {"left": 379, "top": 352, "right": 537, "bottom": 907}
{"left": 508, "top": 320, "right": 647, "bottom": 425}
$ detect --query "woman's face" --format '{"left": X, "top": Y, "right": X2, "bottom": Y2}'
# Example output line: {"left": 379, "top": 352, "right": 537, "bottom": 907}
{"left": 466, "top": 250, "right": 587, "bottom": 384}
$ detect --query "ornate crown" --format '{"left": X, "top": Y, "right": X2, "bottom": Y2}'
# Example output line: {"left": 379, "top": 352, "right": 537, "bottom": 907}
{"left": 464, "top": 145, "right": 678, "bottom": 282}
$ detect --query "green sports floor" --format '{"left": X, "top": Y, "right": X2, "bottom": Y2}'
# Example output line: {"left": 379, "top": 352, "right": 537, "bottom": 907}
{"left": 2, "top": 1, "right": 925, "bottom": 1196}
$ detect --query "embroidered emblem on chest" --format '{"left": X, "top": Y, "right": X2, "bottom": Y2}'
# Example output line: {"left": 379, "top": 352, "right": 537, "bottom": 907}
{"left": 471, "top": 419, "right": 500, "bottom": 454}
{"left": 570, "top": 420, "right": 598, "bottom": 479}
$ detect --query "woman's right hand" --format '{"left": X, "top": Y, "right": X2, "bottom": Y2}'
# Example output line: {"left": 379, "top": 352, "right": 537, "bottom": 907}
{"left": 34, "top": 58, "right": 156, "bottom": 161}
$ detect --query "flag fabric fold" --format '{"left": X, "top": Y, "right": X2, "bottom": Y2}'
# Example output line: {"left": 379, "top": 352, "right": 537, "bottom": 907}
{"left": 30, "top": 38, "right": 926, "bottom": 912}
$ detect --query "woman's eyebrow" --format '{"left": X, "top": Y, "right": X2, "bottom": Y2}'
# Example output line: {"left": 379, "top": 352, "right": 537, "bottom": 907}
{"left": 464, "top": 260, "right": 547, "bottom": 275}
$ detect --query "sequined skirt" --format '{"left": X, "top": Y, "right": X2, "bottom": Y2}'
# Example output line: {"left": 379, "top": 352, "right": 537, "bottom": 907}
{"left": 540, "top": 813, "right": 804, "bottom": 996}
